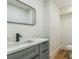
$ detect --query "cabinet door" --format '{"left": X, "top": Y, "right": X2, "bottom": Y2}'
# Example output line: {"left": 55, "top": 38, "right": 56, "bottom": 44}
{"left": 12, "top": 54, "right": 40, "bottom": 59}
{"left": 40, "top": 51, "right": 49, "bottom": 59}
{"left": 7, "top": 45, "right": 39, "bottom": 59}
{"left": 31, "top": 55, "right": 39, "bottom": 59}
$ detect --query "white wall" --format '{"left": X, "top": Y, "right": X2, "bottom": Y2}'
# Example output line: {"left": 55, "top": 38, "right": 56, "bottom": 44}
{"left": 43, "top": 0, "right": 50, "bottom": 39}
{"left": 7, "top": 0, "right": 47, "bottom": 42}
{"left": 39, "top": 0, "right": 61, "bottom": 55}
{"left": 49, "top": 0, "right": 61, "bottom": 55}
{"left": 61, "top": 13, "right": 72, "bottom": 47}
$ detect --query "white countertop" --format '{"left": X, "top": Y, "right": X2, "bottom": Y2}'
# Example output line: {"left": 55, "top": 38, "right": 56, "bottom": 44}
{"left": 7, "top": 38, "right": 48, "bottom": 55}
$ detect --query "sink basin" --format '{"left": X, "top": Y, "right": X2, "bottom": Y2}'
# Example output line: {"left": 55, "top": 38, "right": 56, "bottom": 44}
{"left": 8, "top": 40, "right": 35, "bottom": 47}
{"left": 19, "top": 40, "right": 35, "bottom": 44}
{"left": 25, "top": 40, "right": 34, "bottom": 43}
{"left": 18, "top": 40, "right": 35, "bottom": 45}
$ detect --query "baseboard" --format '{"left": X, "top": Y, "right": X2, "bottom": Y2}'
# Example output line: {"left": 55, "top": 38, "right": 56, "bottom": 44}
{"left": 49, "top": 47, "right": 61, "bottom": 59}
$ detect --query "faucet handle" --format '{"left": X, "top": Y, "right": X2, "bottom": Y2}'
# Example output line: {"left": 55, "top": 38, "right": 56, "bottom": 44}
{"left": 16, "top": 33, "right": 22, "bottom": 37}
{"left": 16, "top": 33, "right": 22, "bottom": 42}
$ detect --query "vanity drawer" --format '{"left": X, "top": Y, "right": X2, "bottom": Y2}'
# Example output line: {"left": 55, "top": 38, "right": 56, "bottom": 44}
{"left": 8, "top": 45, "right": 39, "bottom": 59}
{"left": 40, "top": 50, "right": 49, "bottom": 59}
{"left": 40, "top": 42, "right": 49, "bottom": 52}
{"left": 40, "top": 41, "right": 49, "bottom": 59}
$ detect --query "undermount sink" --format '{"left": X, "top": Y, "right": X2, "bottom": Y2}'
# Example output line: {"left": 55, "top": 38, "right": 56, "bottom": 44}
{"left": 15, "top": 40, "right": 35, "bottom": 46}
{"left": 25, "top": 40, "right": 34, "bottom": 43}
{"left": 8, "top": 40, "right": 35, "bottom": 47}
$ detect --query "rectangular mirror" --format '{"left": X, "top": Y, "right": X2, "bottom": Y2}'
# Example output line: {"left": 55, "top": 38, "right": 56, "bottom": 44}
{"left": 7, "top": 0, "right": 36, "bottom": 25}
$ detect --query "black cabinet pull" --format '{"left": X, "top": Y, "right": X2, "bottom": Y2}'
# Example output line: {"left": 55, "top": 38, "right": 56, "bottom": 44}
{"left": 42, "top": 49, "right": 48, "bottom": 53}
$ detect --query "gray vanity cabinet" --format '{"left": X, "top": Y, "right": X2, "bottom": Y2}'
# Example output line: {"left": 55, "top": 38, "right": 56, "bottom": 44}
{"left": 7, "top": 45, "right": 39, "bottom": 59}
{"left": 40, "top": 42, "right": 49, "bottom": 59}
{"left": 7, "top": 41, "right": 49, "bottom": 59}
{"left": 40, "top": 50, "right": 49, "bottom": 59}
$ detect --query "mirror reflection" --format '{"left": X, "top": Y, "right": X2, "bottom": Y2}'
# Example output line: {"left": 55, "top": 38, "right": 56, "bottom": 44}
{"left": 7, "top": 0, "right": 36, "bottom": 25}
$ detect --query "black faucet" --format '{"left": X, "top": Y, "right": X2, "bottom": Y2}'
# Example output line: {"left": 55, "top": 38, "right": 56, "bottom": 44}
{"left": 16, "top": 33, "right": 22, "bottom": 42}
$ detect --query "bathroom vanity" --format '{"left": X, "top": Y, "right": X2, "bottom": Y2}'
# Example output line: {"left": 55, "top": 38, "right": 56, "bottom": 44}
{"left": 7, "top": 0, "right": 49, "bottom": 59}
{"left": 7, "top": 39, "right": 49, "bottom": 59}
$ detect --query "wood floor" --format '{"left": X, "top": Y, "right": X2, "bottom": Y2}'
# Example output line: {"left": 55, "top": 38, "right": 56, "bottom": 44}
{"left": 51, "top": 49, "right": 70, "bottom": 59}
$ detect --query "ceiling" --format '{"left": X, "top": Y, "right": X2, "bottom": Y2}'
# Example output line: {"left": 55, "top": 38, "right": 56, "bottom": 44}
{"left": 52, "top": 0, "right": 72, "bottom": 9}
